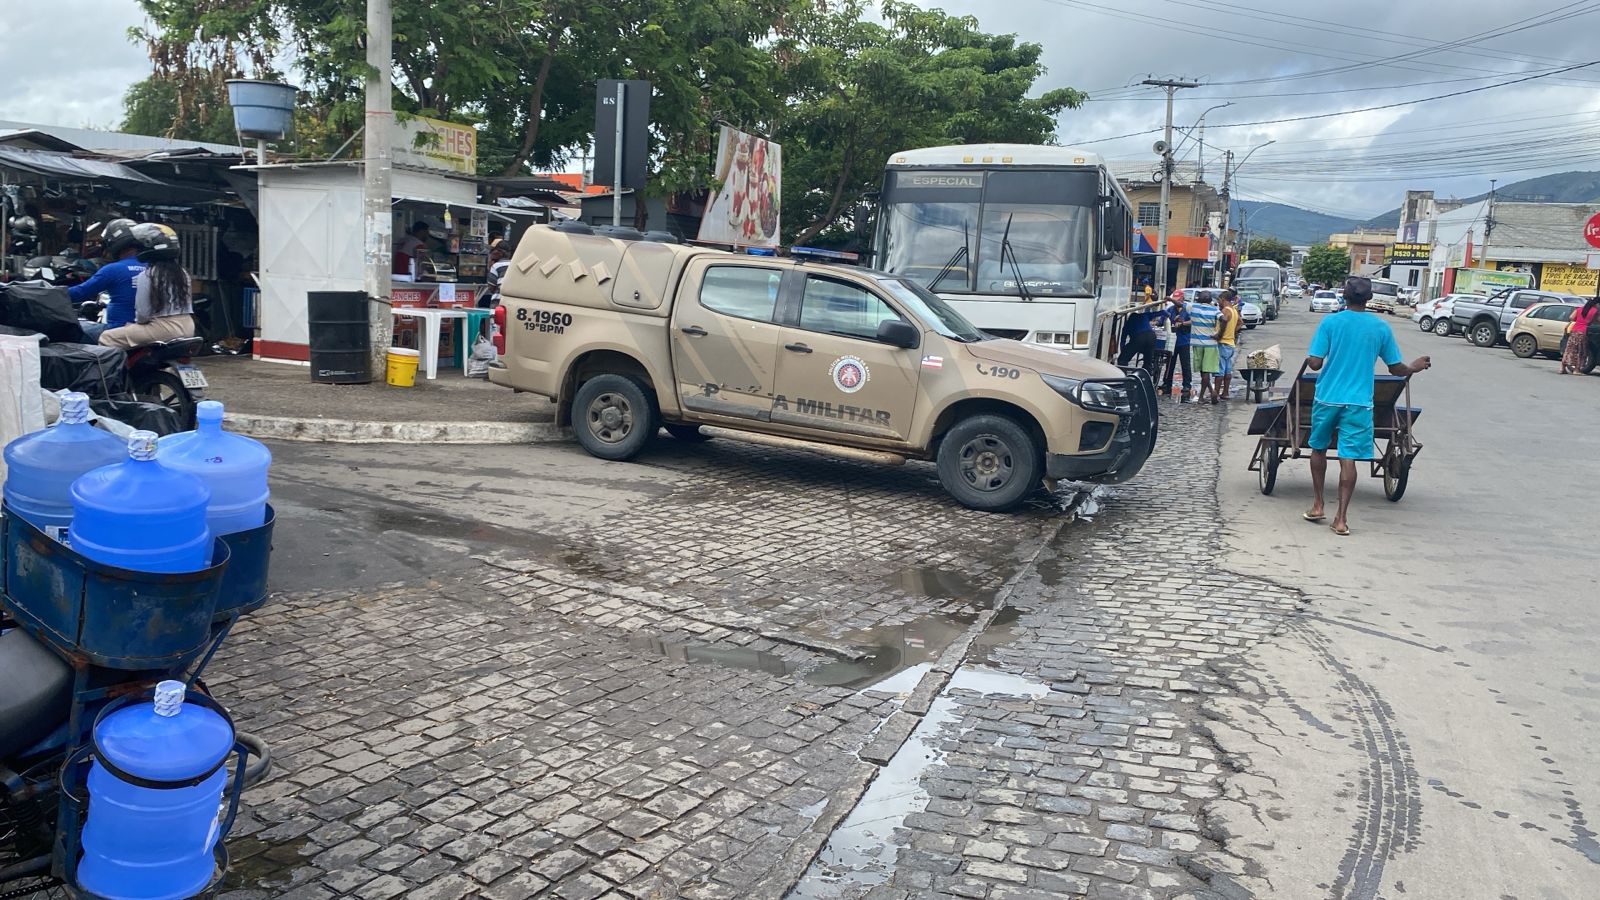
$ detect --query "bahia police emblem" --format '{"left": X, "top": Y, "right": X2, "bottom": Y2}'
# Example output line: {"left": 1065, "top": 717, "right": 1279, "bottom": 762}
{"left": 830, "top": 355, "right": 870, "bottom": 393}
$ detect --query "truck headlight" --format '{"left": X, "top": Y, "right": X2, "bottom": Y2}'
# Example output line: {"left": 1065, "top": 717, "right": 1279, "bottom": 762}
{"left": 1041, "top": 374, "right": 1134, "bottom": 414}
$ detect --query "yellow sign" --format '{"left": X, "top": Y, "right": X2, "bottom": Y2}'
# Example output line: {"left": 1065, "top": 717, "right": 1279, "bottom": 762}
{"left": 1539, "top": 262, "right": 1599, "bottom": 294}
{"left": 393, "top": 115, "right": 477, "bottom": 174}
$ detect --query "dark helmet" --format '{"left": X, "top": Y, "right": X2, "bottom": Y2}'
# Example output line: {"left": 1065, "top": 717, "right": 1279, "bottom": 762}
{"left": 9, "top": 215, "right": 38, "bottom": 237}
{"left": 132, "top": 223, "right": 180, "bottom": 262}
{"left": 102, "top": 218, "right": 140, "bottom": 256}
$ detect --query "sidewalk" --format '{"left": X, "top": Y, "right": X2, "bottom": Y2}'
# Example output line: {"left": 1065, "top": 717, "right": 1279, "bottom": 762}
{"left": 203, "top": 355, "right": 562, "bottom": 443}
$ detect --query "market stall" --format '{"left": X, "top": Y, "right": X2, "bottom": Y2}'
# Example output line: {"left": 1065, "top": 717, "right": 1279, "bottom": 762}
{"left": 249, "top": 161, "right": 536, "bottom": 366}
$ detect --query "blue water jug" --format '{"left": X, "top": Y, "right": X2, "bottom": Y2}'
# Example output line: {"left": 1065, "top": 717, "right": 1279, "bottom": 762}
{"left": 2, "top": 392, "right": 125, "bottom": 540}
{"left": 78, "top": 681, "right": 234, "bottom": 900}
{"left": 68, "top": 431, "right": 211, "bottom": 573}
{"left": 158, "top": 401, "right": 271, "bottom": 537}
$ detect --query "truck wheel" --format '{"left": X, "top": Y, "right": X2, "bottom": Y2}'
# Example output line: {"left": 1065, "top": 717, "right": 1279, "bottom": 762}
{"left": 663, "top": 423, "right": 712, "bottom": 443}
{"left": 936, "top": 415, "right": 1041, "bottom": 513}
{"left": 573, "top": 374, "right": 657, "bottom": 461}
{"left": 1433, "top": 317, "right": 1452, "bottom": 336}
{"left": 1469, "top": 320, "right": 1498, "bottom": 347}
{"left": 1510, "top": 333, "right": 1538, "bottom": 358}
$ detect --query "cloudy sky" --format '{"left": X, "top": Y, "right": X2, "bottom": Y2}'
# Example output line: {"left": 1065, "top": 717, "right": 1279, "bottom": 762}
{"left": 5, "top": 0, "right": 1599, "bottom": 217}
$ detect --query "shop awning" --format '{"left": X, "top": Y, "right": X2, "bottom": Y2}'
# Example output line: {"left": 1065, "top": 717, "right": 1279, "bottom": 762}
{"left": 392, "top": 194, "right": 541, "bottom": 221}
{"left": 0, "top": 146, "right": 167, "bottom": 184}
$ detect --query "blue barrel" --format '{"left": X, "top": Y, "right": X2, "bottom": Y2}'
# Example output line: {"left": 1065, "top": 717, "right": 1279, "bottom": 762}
{"left": 69, "top": 431, "right": 211, "bottom": 573}
{"left": 224, "top": 79, "right": 298, "bottom": 139}
{"left": 2, "top": 391, "right": 124, "bottom": 539}
{"left": 78, "top": 681, "right": 235, "bottom": 899}
{"left": 158, "top": 401, "right": 272, "bottom": 537}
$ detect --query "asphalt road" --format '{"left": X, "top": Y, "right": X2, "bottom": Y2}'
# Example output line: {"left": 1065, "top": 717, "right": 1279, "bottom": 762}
{"left": 1212, "top": 303, "right": 1599, "bottom": 897}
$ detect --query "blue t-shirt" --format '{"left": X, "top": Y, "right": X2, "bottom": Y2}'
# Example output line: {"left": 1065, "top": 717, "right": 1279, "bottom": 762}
{"left": 68, "top": 257, "right": 147, "bottom": 327}
{"left": 1124, "top": 309, "right": 1153, "bottom": 336}
{"left": 1308, "top": 310, "right": 1403, "bottom": 407}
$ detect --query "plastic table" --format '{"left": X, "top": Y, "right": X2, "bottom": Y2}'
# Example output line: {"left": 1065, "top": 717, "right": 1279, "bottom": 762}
{"left": 390, "top": 307, "right": 469, "bottom": 380}
{"left": 449, "top": 308, "right": 495, "bottom": 374}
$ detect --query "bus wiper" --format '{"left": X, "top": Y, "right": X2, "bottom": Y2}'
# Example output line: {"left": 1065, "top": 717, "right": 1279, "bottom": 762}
{"left": 1000, "top": 214, "right": 1033, "bottom": 302}
{"left": 928, "top": 223, "right": 969, "bottom": 293}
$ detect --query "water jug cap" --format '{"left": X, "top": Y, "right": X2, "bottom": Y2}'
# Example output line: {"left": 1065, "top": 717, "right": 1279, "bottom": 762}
{"left": 58, "top": 390, "right": 91, "bottom": 425}
{"left": 127, "top": 430, "right": 159, "bottom": 461}
{"left": 153, "top": 680, "right": 185, "bottom": 717}
{"left": 196, "top": 400, "right": 224, "bottom": 425}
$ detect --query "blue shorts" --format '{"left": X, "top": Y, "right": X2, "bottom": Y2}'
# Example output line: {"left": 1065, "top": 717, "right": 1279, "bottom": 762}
{"left": 1309, "top": 401, "right": 1374, "bottom": 460}
{"left": 1218, "top": 344, "right": 1236, "bottom": 376}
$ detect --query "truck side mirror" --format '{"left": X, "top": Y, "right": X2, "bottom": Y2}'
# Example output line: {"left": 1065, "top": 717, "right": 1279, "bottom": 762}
{"left": 877, "top": 318, "right": 920, "bottom": 349}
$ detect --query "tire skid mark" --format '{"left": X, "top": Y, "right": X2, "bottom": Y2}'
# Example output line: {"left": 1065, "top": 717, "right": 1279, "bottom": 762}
{"left": 1294, "top": 620, "right": 1422, "bottom": 900}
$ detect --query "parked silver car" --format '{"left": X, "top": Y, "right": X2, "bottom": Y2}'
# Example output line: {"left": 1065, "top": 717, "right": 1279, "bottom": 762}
{"left": 1411, "top": 293, "right": 1476, "bottom": 336}
{"left": 1309, "top": 290, "right": 1341, "bottom": 313}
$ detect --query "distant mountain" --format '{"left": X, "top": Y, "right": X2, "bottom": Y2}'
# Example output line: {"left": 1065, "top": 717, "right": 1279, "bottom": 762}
{"left": 1231, "top": 200, "right": 1359, "bottom": 246}
{"left": 1360, "top": 170, "right": 1600, "bottom": 230}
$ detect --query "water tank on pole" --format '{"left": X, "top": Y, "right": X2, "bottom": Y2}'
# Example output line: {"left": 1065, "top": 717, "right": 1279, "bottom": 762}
{"left": 224, "top": 80, "right": 299, "bottom": 140}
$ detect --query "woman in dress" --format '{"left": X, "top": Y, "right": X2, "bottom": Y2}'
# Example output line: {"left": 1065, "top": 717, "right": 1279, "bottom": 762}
{"left": 1560, "top": 298, "right": 1598, "bottom": 375}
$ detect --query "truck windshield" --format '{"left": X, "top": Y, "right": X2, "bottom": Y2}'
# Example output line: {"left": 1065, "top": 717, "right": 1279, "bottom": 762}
{"left": 879, "top": 168, "right": 1096, "bottom": 297}
{"left": 875, "top": 276, "right": 988, "bottom": 342}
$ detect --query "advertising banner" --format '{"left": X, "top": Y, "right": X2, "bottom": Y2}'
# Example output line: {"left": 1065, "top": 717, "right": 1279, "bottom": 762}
{"left": 393, "top": 115, "right": 477, "bottom": 174}
{"left": 1538, "top": 262, "right": 1599, "bottom": 294}
{"left": 1386, "top": 242, "right": 1431, "bottom": 265}
{"left": 699, "top": 126, "right": 782, "bottom": 247}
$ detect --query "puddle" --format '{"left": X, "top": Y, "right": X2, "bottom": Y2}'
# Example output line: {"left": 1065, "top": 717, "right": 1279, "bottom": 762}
{"left": 788, "top": 666, "right": 1052, "bottom": 898}
{"left": 891, "top": 565, "right": 994, "bottom": 603}
{"left": 969, "top": 606, "right": 1027, "bottom": 667}
{"left": 804, "top": 611, "right": 979, "bottom": 690}
{"left": 628, "top": 634, "right": 799, "bottom": 677}
{"left": 221, "top": 833, "right": 312, "bottom": 890}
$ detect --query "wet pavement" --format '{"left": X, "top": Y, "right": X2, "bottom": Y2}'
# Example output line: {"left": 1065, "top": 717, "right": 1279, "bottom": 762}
{"left": 209, "top": 397, "right": 1302, "bottom": 900}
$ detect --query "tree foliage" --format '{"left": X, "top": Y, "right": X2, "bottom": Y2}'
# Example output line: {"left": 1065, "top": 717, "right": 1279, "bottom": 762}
{"left": 1301, "top": 243, "right": 1351, "bottom": 287}
{"left": 1243, "top": 236, "right": 1291, "bottom": 267}
{"left": 127, "top": 0, "right": 1081, "bottom": 240}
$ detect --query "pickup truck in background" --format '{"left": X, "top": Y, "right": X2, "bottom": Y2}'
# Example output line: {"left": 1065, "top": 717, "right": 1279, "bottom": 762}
{"left": 1450, "top": 288, "right": 1584, "bottom": 347}
{"left": 487, "top": 224, "right": 1159, "bottom": 512}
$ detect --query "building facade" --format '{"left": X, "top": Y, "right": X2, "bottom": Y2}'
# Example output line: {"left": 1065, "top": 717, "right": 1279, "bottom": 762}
{"left": 1111, "top": 161, "right": 1223, "bottom": 291}
{"left": 1422, "top": 200, "right": 1600, "bottom": 298}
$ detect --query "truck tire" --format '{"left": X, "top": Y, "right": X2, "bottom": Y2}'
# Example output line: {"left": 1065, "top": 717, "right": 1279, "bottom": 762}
{"left": 573, "top": 374, "right": 657, "bottom": 461}
{"left": 1469, "top": 319, "right": 1499, "bottom": 347}
{"left": 1510, "top": 333, "right": 1539, "bottom": 358}
{"left": 663, "top": 423, "right": 712, "bottom": 443}
{"left": 936, "top": 415, "right": 1041, "bottom": 513}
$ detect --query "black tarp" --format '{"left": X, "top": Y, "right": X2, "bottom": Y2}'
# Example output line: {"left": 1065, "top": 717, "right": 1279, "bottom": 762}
{"left": 89, "top": 398, "right": 182, "bottom": 436}
{"left": 0, "top": 282, "right": 83, "bottom": 343}
{"left": 38, "top": 342, "right": 128, "bottom": 398}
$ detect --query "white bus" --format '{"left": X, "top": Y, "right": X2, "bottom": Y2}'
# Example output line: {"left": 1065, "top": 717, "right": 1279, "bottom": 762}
{"left": 873, "top": 144, "right": 1134, "bottom": 355}
{"left": 1234, "top": 259, "right": 1283, "bottom": 294}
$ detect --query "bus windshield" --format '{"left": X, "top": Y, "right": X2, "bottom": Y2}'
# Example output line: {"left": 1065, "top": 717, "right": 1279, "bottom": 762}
{"left": 875, "top": 276, "right": 988, "bottom": 342}
{"left": 880, "top": 168, "right": 1097, "bottom": 297}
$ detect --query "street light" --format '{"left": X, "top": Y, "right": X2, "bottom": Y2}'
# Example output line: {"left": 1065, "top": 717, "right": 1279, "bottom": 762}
{"left": 1187, "top": 102, "right": 1232, "bottom": 183}
{"left": 1222, "top": 139, "right": 1275, "bottom": 280}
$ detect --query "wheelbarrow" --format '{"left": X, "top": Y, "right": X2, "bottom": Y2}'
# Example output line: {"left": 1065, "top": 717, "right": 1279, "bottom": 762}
{"left": 1237, "top": 367, "right": 1283, "bottom": 403}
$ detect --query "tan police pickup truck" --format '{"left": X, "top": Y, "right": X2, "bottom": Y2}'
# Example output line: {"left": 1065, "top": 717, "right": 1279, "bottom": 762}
{"left": 488, "top": 224, "right": 1157, "bottom": 511}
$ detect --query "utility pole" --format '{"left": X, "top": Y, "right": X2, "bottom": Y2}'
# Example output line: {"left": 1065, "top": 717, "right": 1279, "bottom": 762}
{"left": 363, "top": 0, "right": 393, "bottom": 379}
{"left": 611, "top": 82, "right": 625, "bottom": 227}
{"left": 1480, "top": 179, "right": 1498, "bottom": 266}
{"left": 1217, "top": 149, "right": 1233, "bottom": 288}
{"left": 1143, "top": 78, "right": 1198, "bottom": 299}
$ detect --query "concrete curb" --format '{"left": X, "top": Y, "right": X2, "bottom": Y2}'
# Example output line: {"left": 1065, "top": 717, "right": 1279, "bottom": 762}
{"left": 223, "top": 412, "right": 570, "bottom": 445}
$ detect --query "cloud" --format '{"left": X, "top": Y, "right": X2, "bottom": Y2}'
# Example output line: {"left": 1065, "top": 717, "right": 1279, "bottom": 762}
{"left": 922, "top": 0, "right": 1600, "bottom": 215}
{"left": 0, "top": 0, "right": 151, "bottom": 129}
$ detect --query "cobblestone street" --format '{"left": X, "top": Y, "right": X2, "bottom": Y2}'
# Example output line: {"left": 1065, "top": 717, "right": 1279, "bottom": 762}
{"left": 206, "top": 396, "right": 1317, "bottom": 900}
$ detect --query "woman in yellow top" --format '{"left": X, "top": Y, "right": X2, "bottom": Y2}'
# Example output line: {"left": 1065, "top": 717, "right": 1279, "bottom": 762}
{"left": 1216, "top": 289, "right": 1241, "bottom": 401}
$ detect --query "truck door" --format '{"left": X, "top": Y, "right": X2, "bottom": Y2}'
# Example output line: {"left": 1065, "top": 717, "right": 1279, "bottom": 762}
{"left": 670, "top": 262, "right": 786, "bottom": 422}
{"left": 770, "top": 272, "right": 921, "bottom": 443}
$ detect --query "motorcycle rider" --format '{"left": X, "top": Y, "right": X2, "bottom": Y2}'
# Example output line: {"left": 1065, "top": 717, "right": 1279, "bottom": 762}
{"left": 68, "top": 218, "right": 144, "bottom": 341}
{"left": 96, "top": 223, "right": 197, "bottom": 349}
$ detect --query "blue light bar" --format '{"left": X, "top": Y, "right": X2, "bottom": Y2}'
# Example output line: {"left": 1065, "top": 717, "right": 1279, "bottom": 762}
{"left": 791, "top": 246, "right": 860, "bottom": 262}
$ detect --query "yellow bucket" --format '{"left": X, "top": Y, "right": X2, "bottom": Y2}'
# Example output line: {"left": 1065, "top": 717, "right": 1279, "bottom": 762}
{"left": 385, "top": 347, "right": 420, "bottom": 387}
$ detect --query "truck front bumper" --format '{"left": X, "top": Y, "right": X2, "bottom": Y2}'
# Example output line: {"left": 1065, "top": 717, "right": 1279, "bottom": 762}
{"left": 1045, "top": 367, "right": 1159, "bottom": 485}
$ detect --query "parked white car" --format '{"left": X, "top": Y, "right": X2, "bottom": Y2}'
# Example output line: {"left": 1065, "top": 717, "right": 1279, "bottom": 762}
{"left": 1309, "top": 290, "right": 1341, "bottom": 313}
{"left": 1284, "top": 285, "right": 1304, "bottom": 299}
{"left": 1238, "top": 298, "right": 1264, "bottom": 328}
{"left": 1411, "top": 293, "right": 1477, "bottom": 336}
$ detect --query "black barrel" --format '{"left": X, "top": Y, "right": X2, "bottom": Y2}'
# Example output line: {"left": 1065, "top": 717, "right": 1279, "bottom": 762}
{"left": 307, "top": 291, "right": 371, "bottom": 384}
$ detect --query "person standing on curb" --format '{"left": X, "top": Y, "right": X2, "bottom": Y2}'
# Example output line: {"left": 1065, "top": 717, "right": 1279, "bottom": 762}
{"left": 1216, "top": 288, "right": 1241, "bottom": 401}
{"left": 1304, "top": 277, "right": 1432, "bottom": 536}
{"left": 1162, "top": 292, "right": 1193, "bottom": 401}
{"left": 1560, "top": 297, "right": 1597, "bottom": 374}
{"left": 1188, "top": 290, "right": 1223, "bottom": 404}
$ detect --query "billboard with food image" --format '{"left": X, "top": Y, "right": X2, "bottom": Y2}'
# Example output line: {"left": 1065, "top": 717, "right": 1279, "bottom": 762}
{"left": 699, "top": 126, "right": 781, "bottom": 247}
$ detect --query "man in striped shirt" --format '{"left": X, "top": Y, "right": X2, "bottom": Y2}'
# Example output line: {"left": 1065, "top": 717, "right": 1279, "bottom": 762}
{"left": 1187, "top": 290, "right": 1223, "bottom": 404}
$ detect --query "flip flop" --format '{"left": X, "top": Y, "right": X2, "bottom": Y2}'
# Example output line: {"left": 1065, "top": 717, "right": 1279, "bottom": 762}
{"left": 1330, "top": 523, "right": 1351, "bottom": 536}
{"left": 1303, "top": 512, "right": 1325, "bottom": 522}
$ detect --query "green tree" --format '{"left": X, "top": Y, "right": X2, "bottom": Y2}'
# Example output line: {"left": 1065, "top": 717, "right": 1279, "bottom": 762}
{"left": 1244, "top": 235, "right": 1291, "bottom": 267}
{"left": 121, "top": 77, "right": 241, "bottom": 144}
{"left": 1301, "top": 243, "right": 1350, "bottom": 287}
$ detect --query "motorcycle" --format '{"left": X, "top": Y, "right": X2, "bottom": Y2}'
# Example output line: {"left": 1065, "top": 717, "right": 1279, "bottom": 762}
{"left": 0, "top": 505, "right": 276, "bottom": 897}
{"left": 78, "top": 299, "right": 209, "bottom": 430}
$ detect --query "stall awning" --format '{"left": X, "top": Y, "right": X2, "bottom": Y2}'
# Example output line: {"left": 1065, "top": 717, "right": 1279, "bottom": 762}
{"left": 392, "top": 194, "right": 541, "bottom": 221}
{"left": 0, "top": 147, "right": 166, "bottom": 184}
